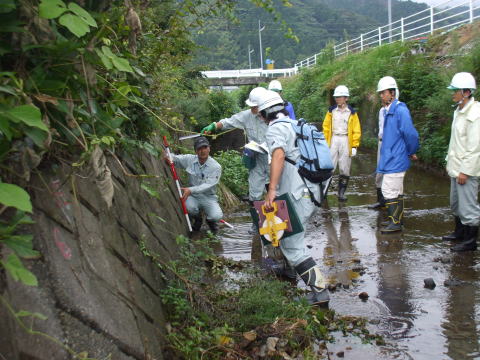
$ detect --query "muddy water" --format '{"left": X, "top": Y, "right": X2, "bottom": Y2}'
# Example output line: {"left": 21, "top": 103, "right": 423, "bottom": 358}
{"left": 217, "top": 152, "right": 480, "bottom": 360}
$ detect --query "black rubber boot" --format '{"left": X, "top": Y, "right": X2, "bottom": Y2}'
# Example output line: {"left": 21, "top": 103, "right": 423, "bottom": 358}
{"left": 248, "top": 201, "right": 259, "bottom": 235}
{"left": 381, "top": 195, "right": 404, "bottom": 226}
{"left": 206, "top": 220, "right": 219, "bottom": 234}
{"left": 442, "top": 216, "right": 464, "bottom": 242}
{"left": 338, "top": 175, "right": 349, "bottom": 202}
{"left": 295, "top": 257, "right": 330, "bottom": 306}
{"left": 271, "top": 258, "right": 297, "bottom": 279}
{"left": 191, "top": 215, "right": 203, "bottom": 231}
{"left": 451, "top": 225, "right": 478, "bottom": 252}
{"left": 369, "top": 187, "right": 386, "bottom": 209}
{"left": 381, "top": 197, "right": 403, "bottom": 233}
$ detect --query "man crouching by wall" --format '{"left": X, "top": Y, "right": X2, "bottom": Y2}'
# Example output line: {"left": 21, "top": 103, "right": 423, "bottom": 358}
{"left": 165, "top": 136, "right": 223, "bottom": 233}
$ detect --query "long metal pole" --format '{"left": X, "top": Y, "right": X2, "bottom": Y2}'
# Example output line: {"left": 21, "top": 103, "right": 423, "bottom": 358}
{"left": 388, "top": 0, "right": 392, "bottom": 42}
{"left": 248, "top": 43, "right": 252, "bottom": 69}
{"left": 258, "top": 20, "right": 264, "bottom": 69}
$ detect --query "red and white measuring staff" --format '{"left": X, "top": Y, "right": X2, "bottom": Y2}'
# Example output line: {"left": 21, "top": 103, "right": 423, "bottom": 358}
{"left": 220, "top": 219, "right": 234, "bottom": 229}
{"left": 163, "top": 136, "right": 192, "bottom": 232}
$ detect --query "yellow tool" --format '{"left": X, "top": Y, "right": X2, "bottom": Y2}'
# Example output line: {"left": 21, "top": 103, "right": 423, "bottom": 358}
{"left": 259, "top": 202, "right": 288, "bottom": 247}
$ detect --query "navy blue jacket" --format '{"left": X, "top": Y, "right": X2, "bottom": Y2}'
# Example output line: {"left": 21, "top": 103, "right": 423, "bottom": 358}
{"left": 377, "top": 99, "right": 419, "bottom": 174}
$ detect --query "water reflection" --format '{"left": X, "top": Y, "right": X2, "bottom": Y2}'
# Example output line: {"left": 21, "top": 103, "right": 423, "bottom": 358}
{"left": 443, "top": 253, "right": 480, "bottom": 359}
{"left": 375, "top": 211, "right": 416, "bottom": 339}
{"left": 322, "top": 203, "right": 360, "bottom": 287}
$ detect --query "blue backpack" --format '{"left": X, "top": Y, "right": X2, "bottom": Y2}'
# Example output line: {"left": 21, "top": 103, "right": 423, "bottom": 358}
{"left": 276, "top": 118, "right": 333, "bottom": 182}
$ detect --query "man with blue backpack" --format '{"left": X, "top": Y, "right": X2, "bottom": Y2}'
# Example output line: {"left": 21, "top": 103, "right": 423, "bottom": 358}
{"left": 257, "top": 89, "right": 332, "bottom": 306}
{"left": 376, "top": 76, "right": 419, "bottom": 233}
{"left": 201, "top": 87, "right": 270, "bottom": 234}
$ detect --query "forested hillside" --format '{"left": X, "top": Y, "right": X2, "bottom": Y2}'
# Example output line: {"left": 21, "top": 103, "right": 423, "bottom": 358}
{"left": 193, "top": 0, "right": 428, "bottom": 69}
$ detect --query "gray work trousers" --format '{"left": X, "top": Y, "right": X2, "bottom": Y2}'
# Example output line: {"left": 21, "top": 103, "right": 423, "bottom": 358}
{"left": 249, "top": 152, "right": 269, "bottom": 201}
{"left": 186, "top": 194, "right": 223, "bottom": 221}
{"left": 450, "top": 176, "right": 480, "bottom": 226}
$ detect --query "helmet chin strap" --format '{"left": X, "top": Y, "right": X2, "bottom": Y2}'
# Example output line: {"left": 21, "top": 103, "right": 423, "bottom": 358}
{"left": 452, "top": 89, "right": 470, "bottom": 108}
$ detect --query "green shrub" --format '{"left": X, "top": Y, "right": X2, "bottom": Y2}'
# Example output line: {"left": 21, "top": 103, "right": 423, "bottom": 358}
{"left": 214, "top": 150, "right": 249, "bottom": 197}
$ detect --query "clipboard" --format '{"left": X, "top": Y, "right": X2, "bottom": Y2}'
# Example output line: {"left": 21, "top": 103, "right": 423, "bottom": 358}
{"left": 250, "top": 193, "right": 304, "bottom": 245}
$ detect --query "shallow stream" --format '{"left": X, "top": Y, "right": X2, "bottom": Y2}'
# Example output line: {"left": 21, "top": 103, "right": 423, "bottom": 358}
{"left": 217, "top": 152, "right": 480, "bottom": 360}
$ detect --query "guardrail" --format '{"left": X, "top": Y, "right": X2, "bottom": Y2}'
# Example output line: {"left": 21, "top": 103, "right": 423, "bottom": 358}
{"left": 295, "top": 0, "right": 480, "bottom": 69}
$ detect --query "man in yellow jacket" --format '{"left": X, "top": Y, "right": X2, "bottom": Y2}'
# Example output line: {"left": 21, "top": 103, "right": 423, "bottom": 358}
{"left": 323, "top": 85, "right": 361, "bottom": 201}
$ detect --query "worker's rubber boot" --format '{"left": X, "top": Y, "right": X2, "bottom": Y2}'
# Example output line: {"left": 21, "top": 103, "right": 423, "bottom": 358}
{"left": 282, "top": 260, "right": 297, "bottom": 280}
{"left": 451, "top": 225, "right": 478, "bottom": 252}
{"left": 381, "top": 195, "right": 404, "bottom": 226}
{"left": 206, "top": 220, "right": 219, "bottom": 234}
{"left": 369, "top": 187, "right": 386, "bottom": 209}
{"left": 190, "top": 215, "right": 203, "bottom": 232}
{"left": 248, "top": 201, "right": 259, "bottom": 235}
{"left": 338, "top": 175, "right": 349, "bottom": 202}
{"left": 442, "top": 216, "right": 465, "bottom": 242}
{"left": 295, "top": 257, "right": 330, "bottom": 306}
{"left": 381, "top": 197, "right": 403, "bottom": 233}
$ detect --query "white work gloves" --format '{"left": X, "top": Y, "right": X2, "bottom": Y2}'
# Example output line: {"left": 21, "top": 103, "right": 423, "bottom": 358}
{"left": 351, "top": 148, "right": 357, "bottom": 157}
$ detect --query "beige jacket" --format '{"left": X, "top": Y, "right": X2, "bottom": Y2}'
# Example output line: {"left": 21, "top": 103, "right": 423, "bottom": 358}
{"left": 446, "top": 98, "right": 480, "bottom": 177}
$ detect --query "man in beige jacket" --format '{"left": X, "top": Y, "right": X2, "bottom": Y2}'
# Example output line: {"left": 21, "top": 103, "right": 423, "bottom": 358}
{"left": 443, "top": 72, "right": 480, "bottom": 252}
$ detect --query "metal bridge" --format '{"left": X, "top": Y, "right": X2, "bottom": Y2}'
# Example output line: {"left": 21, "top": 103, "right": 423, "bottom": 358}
{"left": 202, "top": 0, "right": 480, "bottom": 85}
{"left": 201, "top": 68, "right": 298, "bottom": 86}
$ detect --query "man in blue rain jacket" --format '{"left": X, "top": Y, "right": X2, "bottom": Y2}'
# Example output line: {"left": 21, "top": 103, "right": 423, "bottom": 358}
{"left": 376, "top": 76, "right": 419, "bottom": 233}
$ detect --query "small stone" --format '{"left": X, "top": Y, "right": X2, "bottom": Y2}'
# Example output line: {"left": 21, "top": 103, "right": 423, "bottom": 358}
{"left": 444, "top": 279, "right": 463, "bottom": 287}
{"left": 307, "top": 244, "right": 313, "bottom": 249}
{"left": 424, "top": 278, "right": 436, "bottom": 289}
{"left": 352, "top": 237, "right": 359, "bottom": 241}
{"left": 358, "top": 292, "right": 369, "bottom": 300}
{"left": 352, "top": 258, "right": 361, "bottom": 263}
{"left": 337, "top": 351, "right": 345, "bottom": 357}
{"left": 433, "top": 266, "right": 439, "bottom": 270}
{"left": 342, "top": 284, "right": 350, "bottom": 289}
{"left": 337, "top": 260, "right": 343, "bottom": 264}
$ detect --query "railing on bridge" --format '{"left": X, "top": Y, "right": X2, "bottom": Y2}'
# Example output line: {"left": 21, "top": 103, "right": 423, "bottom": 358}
{"left": 295, "top": 0, "right": 480, "bottom": 69}
{"left": 202, "top": 67, "right": 298, "bottom": 79}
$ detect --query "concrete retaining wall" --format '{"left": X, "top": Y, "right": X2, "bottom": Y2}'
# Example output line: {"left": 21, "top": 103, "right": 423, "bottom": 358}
{"left": 0, "top": 146, "right": 186, "bottom": 359}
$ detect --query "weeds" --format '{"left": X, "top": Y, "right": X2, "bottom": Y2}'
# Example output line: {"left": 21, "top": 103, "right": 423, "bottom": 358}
{"left": 141, "top": 235, "right": 385, "bottom": 359}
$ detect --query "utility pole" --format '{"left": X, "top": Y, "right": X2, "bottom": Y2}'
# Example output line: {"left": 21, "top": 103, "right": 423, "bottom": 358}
{"left": 388, "top": 0, "right": 392, "bottom": 42}
{"left": 248, "top": 44, "right": 254, "bottom": 69}
{"left": 258, "top": 20, "right": 265, "bottom": 69}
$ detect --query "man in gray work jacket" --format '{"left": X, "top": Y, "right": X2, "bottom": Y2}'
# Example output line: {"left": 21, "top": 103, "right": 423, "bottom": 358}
{"left": 202, "top": 87, "right": 269, "bottom": 233}
{"left": 167, "top": 136, "right": 223, "bottom": 233}
{"left": 258, "top": 90, "right": 330, "bottom": 306}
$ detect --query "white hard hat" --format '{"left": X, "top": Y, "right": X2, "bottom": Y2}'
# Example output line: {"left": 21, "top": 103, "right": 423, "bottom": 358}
{"left": 333, "top": 85, "right": 349, "bottom": 97}
{"left": 377, "top": 76, "right": 400, "bottom": 99}
{"left": 447, "top": 72, "right": 476, "bottom": 91}
{"left": 258, "top": 90, "right": 284, "bottom": 112}
{"left": 245, "top": 87, "right": 268, "bottom": 107}
{"left": 268, "top": 80, "right": 282, "bottom": 92}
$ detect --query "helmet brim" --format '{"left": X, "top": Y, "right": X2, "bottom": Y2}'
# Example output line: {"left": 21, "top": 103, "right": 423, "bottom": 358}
{"left": 245, "top": 99, "right": 256, "bottom": 107}
{"left": 447, "top": 85, "right": 460, "bottom": 90}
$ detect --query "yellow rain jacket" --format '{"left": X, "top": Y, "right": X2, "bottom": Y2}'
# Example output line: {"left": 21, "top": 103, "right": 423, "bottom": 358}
{"left": 322, "top": 104, "right": 361, "bottom": 155}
